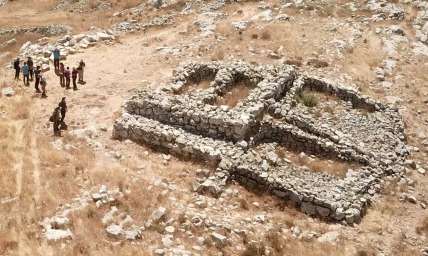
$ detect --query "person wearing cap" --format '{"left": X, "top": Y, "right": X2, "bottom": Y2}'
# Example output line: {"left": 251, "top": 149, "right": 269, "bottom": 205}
{"left": 13, "top": 58, "right": 20, "bottom": 80}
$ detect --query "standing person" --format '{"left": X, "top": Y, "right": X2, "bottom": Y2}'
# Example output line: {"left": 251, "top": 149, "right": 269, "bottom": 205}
{"left": 64, "top": 67, "right": 71, "bottom": 89}
{"left": 52, "top": 106, "right": 62, "bottom": 136}
{"left": 72, "top": 67, "right": 78, "bottom": 90}
{"left": 53, "top": 48, "right": 60, "bottom": 70}
{"left": 59, "top": 97, "right": 67, "bottom": 123}
{"left": 34, "top": 66, "right": 41, "bottom": 93}
{"left": 59, "top": 63, "right": 65, "bottom": 87}
{"left": 40, "top": 75, "right": 47, "bottom": 98}
{"left": 78, "top": 59, "right": 85, "bottom": 82}
{"left": 27, "top": 57, "right": 34, "bottom": 81}
{"left": 13, "top": 58, "right": 20, "bottom": 80}
{"left": 21, "top": 62, "right": 29, "bottom": 85}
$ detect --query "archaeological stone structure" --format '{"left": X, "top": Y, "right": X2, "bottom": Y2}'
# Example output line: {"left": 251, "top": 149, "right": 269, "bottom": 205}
{"left": 113, "top": 61, "right": 408, "bottom": 224}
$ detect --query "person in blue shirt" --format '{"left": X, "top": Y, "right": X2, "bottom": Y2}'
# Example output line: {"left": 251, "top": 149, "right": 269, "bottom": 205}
{"left": 53, "top": 48, "right": 60, "bottom": 70}
{"left": 21, "top": 62, "right": 29, "bottom": 85}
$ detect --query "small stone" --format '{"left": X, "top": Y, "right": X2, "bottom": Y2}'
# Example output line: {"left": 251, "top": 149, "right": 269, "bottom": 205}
{"left": 418, "top": 168, "right": 426, "bottom": 175}
{"left": 211, "top": 232, "right": 228, "bottom": 246}
{"left": 162, "top": 154, "right": 171, "bottom": 161}
{"left": 161, "top": 236, "right": 173, "bottom": 247}
{"left": 115, "top": 151, "right": 122, "bottom": 159}
{"left": 252, "top": 202, "right": 260, "bottom": 207}
{"left": 154, "top": 249, "right": 165, "bottom": 255}
{"left": 317, "top": 231, "right": 340, "bottom": 244}
{"left": 1, "top": 87, "right": 14, "bottom": 97}
{"left": 92, "top": 193, "right": 103, "bottom": 202}
{"left": 165, "top": 226, "right": 175, "bottom": 233}
{"left": 408, "top": 196, "right": 417, "bottom": 204}
{"left": 106, "top": 225, "right": 123, "bottom": 239}
{"left": 99, "top": 185, "right": 107, "bottom": 194}
{"left": 291, "top": 226, "right": 301, "bottom": 236}
{"left": 151, "top": 207, "right": 167, "bottom": 222}
{"left": 192, "top": 246, "right": 203, "bottom": 251}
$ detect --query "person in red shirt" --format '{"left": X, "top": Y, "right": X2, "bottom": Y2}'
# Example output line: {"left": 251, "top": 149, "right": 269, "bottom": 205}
{"left": 59, "top": 63, "right": 65, "bottom": 87}
{"left": 72, "top": 67, "right": 78, "bottom": 90}
{"left": 64, "top": 67, "right": 71, "bottom": 89}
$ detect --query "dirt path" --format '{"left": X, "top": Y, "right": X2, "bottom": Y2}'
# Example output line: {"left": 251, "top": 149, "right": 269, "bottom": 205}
{"left": 30, "top": 134, "right": 41, "bottom": 207}
{"left": 13, "top": 123, "right": 24, "bottom": 199}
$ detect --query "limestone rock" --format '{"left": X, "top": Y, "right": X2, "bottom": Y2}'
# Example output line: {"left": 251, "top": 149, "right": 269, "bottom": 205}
{"left": 317, "top": 231, "right": 340, "bottom": 244}
{"left": 1, "top": 87, "right": 14, "bottom": 97}
{"left": 106, "top": 224, "right": 123, "bottom": 239}
{"left": 151, "top": 207, "right": 167, "bottom": 222}
{"left": 211, "top": 232, "right": 228, "bottom": 246}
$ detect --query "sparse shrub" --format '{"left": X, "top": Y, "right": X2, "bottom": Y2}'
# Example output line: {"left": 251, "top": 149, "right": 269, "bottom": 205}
{"left": 177, "top": 212, "right": 186, "bottom": 224}
{"left": 238, "top": 198, "right": 249, "bottom": 210}
{"left": 323, "top": 105, "right": 335, "bottom": 114}
{"left": 156, "top": 223, "right": 166, "bottom": 234}
{"left": 308, "top": 58, "right": 329, "bottom": 68}
{"left": 284, "top": 59, "right": 302, "bottom": 67}
{"left": 86, "top": 205, "right": 98, "bottom": 219}
{"left": 211, "top": 49, "right": 224, "bottom": 61}
{"left": 241, "top": 243, "right": 266, "bottom": 256}
{"left": 296, "top": 89, "right": 318, "bottom": 107}
{"left": 251, "top": 33, "right": 258, "bottom": 39}
{"left": 260, "top": 29, "right": 271, "bottom": 40}
{"left": 266, "top": 231, "right": 283, "bottom": 253}
{"left": 0, "top": 240, "right": 18, "bottom": 254}
{"left": 416, "top": 217, "right": 428, "bottom": 235}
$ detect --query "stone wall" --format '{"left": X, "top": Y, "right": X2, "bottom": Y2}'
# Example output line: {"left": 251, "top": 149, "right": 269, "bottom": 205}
{"left": 113, "top": 61, "right": 408, "bottom": 224}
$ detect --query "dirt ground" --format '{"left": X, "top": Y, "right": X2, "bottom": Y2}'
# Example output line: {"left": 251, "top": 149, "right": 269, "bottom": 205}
{"left": 1, "top": 0, "right": 428, "bottom": 255}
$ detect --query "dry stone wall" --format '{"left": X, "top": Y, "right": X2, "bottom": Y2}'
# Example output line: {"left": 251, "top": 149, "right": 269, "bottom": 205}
{"left": 113, "top": 61, "right": 408, "bottom": 224}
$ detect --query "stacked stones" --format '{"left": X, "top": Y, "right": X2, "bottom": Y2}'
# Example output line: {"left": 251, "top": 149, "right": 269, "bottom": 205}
{"left": 10, "top": 31, "right": 115, "bottom": 71}
{"left": 112, "top": 14, "right": 175, "bottom": 32}
{"left": 113, "top": 61, "right": 408, "bottom": 224}
{"left": 0, "top": 25, "right": 72, "bottom": 37}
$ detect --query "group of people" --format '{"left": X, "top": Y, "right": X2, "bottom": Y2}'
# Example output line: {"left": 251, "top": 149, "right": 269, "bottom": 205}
{"left": 57, "top": 59, "right": 85, "bottom": 90}
{"left": 12, "top": 48, "right": 87, "bottom": 136}
{"left": 13, "top": 57, "right": 47, "bottom": 97}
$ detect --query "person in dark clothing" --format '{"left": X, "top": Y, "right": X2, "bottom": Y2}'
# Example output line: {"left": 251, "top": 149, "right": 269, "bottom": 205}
{"left": 72, "top": 67, "right": 78, "bottom": 90}
{"left": 59, "top": 97, "right": 67, "bottom": 123}
{"left": 27, "top": 57, "right": 34, "bottom": 80}
{"left": 64, "top": 67, "right": 71, "bottom": 89}
{"left": 13, "top": 58, "right": 20, "bottom": 80}
{"left": 34, "top": 66, "right": 41, "bottom": 93}
{"left": 52, "top": 106, "right": 62, "bottom": 136}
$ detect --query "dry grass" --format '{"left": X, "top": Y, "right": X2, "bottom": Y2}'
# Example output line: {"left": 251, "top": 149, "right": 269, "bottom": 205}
{"left": 181, "top": 80, "right": 212, "bottom": 93}
{"left": 277, "top": 148, "right": 358, "bottom": 178}
{"left": 416, "top": 216, "right": 428, "bottom": 236}
{"left": 215, "top": 81, "right": 255, "bottom": 108}
{"left": 296, "top": 88, "right": 318, "bottom": 107}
